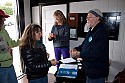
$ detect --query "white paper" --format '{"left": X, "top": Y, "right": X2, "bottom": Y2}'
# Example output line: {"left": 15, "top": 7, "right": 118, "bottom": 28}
{"left": 59, "top": 58, "right": 76, "bottom": 63}
{"left": 59, "top": 64, "right": 77, "bottom": 70}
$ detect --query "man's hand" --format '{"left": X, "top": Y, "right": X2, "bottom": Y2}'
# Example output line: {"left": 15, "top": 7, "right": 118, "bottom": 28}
{"left": 69, "top": 49, "right": 77, "bottom": 53}
{"left": 69, "top": 49, "right": 80, "bottom": 59}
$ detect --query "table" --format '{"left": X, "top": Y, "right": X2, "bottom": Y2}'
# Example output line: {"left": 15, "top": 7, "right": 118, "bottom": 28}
{"left": 55, "top": 60, "right": 86, "bottom": 83}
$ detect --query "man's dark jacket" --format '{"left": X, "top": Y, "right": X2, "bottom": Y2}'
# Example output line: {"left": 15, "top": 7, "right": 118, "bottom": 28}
{"left": 75, "top": 22, "right": 109, "bottom": 79}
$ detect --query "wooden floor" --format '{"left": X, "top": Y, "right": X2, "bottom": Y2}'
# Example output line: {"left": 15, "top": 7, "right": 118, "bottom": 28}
{"left": 18, "top": 73, "right": 56, "bottom": 83}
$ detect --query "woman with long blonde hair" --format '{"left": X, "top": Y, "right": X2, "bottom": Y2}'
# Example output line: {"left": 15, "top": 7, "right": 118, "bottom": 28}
{"left": 48, "top": 10, "right": 70, "bottom": 68}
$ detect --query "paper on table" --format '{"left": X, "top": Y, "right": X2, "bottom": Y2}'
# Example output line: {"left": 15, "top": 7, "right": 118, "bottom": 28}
{"left": 59, "top": 64, "right": 78, "bottom": 70}
{"left": 59, "top": 58, "right": 76, "bottom": 63}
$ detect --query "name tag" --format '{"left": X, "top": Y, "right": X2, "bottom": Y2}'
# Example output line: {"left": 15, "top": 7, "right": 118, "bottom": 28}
{"left": 88, "top": 37, "right": 92, "bottom": 42}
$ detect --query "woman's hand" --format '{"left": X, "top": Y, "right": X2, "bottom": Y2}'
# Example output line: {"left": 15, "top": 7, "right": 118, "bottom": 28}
{"left": 49, "top": 33, "right": 56, "bottom": 38}
{"left": 50, "top": 59, "right": 58, "bottom": 66}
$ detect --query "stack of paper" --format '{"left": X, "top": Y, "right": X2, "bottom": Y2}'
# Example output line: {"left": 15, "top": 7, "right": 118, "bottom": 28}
{"left": 56, "top": 64, "right": 78, "bottom": 78}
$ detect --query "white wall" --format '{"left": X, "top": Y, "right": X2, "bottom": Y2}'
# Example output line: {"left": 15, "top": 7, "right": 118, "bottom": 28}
{"left": 32, "top": 6, "right": 40, "bottom": 25}
{"left": 24, "top": 1, "right": 40, "bottom": 26}
{"left": 24, "top": 0, "right": 31, "bottom": 26}
{"left": 70, "top": 0, "right": 125, "bottom": 82}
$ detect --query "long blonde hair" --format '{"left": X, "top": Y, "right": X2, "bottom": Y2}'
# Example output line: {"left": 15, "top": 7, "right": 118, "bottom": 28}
{"left": 53, "top": 10, "right": 67, "bottom": 25}
{"left": 19, "top": 23, "right": 42, "bottom": 48}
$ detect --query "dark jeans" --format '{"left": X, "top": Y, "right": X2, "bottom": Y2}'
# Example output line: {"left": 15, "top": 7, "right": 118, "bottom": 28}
{"left": 54, "top": 47, "right": 70, "bottom": 68}
{"left": 86, "top": 76, "right": 105, "bottom": 83}
{"left": 0, "top": 65, "right": 18, "bottom": 83}
{"left": 29, "top": 75, "right": 48, "bottom": 83}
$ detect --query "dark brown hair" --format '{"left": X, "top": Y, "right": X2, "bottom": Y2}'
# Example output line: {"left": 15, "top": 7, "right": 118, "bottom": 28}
{"left": 20, "top": 23, "right": 42, "bottom": 47}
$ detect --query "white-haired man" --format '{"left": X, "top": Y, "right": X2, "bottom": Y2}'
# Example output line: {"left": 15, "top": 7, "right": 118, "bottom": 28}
{"left": 70, "top": 9, "right": 109, "bottom": 83}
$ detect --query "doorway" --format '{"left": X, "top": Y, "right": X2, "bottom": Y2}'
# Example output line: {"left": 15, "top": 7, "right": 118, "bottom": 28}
{"left": 42, "top": 4, "right": 67, "bottom": 74}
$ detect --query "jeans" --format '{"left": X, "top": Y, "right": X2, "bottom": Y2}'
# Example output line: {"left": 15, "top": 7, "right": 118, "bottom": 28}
{"left": 86, "top": 76, "right": 105, "bottom": 83}
{"left": 54, "top": 47, "right": 70, "bottom": 68}
{"left": 29, "top": 75, "right": 48, "bottom": 83}
{"left": 0, "top": 65, "right": 18, "bottom": 83}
